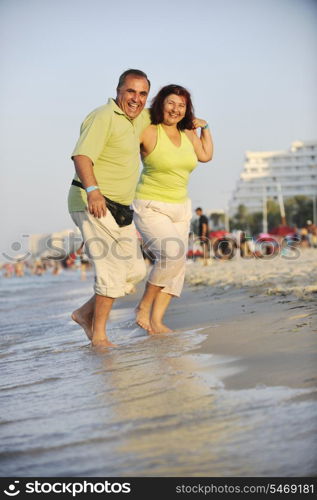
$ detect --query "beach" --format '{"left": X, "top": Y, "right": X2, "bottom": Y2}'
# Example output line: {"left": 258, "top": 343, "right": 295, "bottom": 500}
{"left": 184, "top": 248, "right": 317, "bottom": 391}
{"left": 0, "top": 249, "right": 316, "bottom": 477}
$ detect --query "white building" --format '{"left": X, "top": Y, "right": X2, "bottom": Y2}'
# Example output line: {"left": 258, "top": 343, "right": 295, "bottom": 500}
{"left": 29, "top": 228, "right": 82, "bottom": 259}
{"left": 229, "top": 140, "right": 317, "bottom": 216}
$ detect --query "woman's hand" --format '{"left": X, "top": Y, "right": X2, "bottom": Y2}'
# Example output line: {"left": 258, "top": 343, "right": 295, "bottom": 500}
{"left": 185, "top": 117, "right": 213, "bottom": 162}
{"left": 193, "top": 118, "right": 208, "bottom": 129}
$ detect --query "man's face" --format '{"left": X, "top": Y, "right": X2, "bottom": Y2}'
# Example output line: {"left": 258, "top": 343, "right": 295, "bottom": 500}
{"left": 116, "top": 75, "right": 149, "bottom": 120}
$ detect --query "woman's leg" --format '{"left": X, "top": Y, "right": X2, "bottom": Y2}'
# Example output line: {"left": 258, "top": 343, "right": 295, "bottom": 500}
{"left": 133, "top": 200, "right": 190, "bottom": 333}
{"left": 134, "top": 210, "right": 179, "bottom": 332}
{"left": 149, "top": 201, "right": 192, "bottom": 333}
{"left": 148, "top": 213, "right": 191, "bottom": 333}
{"left": 136, "top": 282, "right": 160, "bottom": 330}
{"left": 136, "top": 282, "right": 174, "bottom": 333}
{"left": 149, "top": 289, "right": 173, "bottom": 333}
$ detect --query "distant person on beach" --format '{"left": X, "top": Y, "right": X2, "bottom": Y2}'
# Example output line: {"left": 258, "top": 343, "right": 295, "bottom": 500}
{"left": 133, "top": 84, "right": 213, "bottom": 333}
{"left": 68, "top": 69, "right": 151, "bottom": 348}
{"left": 305, "top": 219, "right": 317, "bottom": 248}
{"left": 195, "top": 207, "right": 210, "bottom": 265}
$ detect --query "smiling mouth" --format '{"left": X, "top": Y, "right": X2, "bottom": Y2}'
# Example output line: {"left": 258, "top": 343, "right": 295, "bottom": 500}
{"left": 128, "top": 103, "right": 139, "bottom": 111}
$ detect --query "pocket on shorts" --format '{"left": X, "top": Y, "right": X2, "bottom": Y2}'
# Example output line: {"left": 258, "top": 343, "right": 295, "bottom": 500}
{"left": 132, "top": 199, "right": 152, "bottom": 215}
{"left": 86, "top": 206, "right": 120, "bottom": 231}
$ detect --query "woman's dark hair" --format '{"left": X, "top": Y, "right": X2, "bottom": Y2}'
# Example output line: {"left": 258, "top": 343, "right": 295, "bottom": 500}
{"left": 150, "top": 84, "right": 194, "bottom": 130}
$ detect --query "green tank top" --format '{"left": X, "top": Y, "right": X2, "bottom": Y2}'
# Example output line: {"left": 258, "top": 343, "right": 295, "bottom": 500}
{"left": 135, "top": 124, "right": 197, "bottom": 203}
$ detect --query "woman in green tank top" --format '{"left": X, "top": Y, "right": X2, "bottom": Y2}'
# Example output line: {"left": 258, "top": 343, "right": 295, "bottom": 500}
{"left": 133, "top": 84, "right": 213, "bottom": 334}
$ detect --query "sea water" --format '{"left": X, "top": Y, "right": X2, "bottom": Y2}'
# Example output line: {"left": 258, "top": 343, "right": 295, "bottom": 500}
{"left": 0, "top": 271, "right": 316, "bottom": 476}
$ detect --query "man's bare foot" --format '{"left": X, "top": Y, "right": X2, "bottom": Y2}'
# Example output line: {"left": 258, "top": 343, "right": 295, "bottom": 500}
{"left": 135, "top": 306, "right": 151, "bottom": 331}
{"left": 71, "top": 310, "right": 93, "bottom": 340}
{"left": 148, "top": 321, "right": 173, "bottom": 334}
{"left": 91, "top": 338, "right": 118, "bottom": 349}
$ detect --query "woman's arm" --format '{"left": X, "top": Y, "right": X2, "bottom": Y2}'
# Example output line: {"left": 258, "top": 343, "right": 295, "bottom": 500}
{"left": 185, "top": 118, "right": 213, "bottom": 162}
{"left": 140, "top": 125, "right": 158, "bottom": 158}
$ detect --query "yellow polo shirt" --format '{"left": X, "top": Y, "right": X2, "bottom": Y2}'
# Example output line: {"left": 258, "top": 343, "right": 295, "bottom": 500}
{"left": 68, "top": 99, "right": 150, "bottom": 211}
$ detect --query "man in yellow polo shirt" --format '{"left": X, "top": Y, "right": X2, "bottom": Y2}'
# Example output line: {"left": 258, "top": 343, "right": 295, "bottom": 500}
{"left": 68, "top": 69, "right": 151, "bottom": 348}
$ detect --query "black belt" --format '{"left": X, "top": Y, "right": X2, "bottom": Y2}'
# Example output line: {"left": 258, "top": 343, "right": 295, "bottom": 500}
{"left": 71, "top": 179, "right": 133, "bottom": 227}
{"left": 72, "top": 179, "right": 85, "bottom": 189}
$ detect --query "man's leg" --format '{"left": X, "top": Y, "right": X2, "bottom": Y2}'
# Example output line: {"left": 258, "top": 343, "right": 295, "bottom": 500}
{"left": 92, "top": 295, "right": 116, "bottom": 347}
{"left": 70, "top": 210, "right": 126, "bottom": 346}
{"left": 71, "top": 294, "right": 115, "bottom": 347}
{"left": 72, "top": 294, "right": 116, "bottom": 346}
{"left": 71, "top": 295, "right": 95, "bottom": 340}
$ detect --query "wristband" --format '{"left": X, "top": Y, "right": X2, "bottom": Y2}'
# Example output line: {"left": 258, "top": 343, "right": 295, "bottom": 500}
{"left": 202, "top": 123, "right": 209, "bottom": 130}
{"left": 85, "top": 185, "right": 99, "bottom": 193}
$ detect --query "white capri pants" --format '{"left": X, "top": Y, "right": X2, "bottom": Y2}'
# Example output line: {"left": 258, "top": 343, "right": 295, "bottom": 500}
{"left": 71, "top": 209, "right": 146, "bottom": 298}
{"left": 132, "top": 199, "right": 192, "bottom": 297}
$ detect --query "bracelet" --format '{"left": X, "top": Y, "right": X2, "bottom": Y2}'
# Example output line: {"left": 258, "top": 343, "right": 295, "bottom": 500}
{"left": 85, "top": 185, "right": 99, "bottom": 193}
{"left": 202, "top": 123, "right": 209, "bottom": 130}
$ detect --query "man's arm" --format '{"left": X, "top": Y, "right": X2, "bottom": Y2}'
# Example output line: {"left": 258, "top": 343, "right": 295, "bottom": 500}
{"left": 201, "top": 222, "right": 208, "bottom": 237}
{"left": 201, "top": 215, "right": 209, "bottom": 239}
{"left": 73, "top": 155, "right": 106, "bottom": 219}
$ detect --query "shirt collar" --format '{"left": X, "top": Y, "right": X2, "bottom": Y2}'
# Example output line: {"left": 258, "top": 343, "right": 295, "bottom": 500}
{"left": 109, "top": 97, "right": 140, "bottom": 125}
{"left": 108, "top": 98, "right": 126, "bottom": 116}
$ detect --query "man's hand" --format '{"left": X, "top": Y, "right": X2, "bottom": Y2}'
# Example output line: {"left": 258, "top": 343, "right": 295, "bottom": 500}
{"left": 87, "top": 190, "right": 107, "bottom": 218}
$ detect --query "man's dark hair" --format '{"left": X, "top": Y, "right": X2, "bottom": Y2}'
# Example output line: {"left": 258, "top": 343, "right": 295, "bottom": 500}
{"left": 150, "top": 84, "right": 195, "bottom": 130}
{"left": 195, "top": 207, "right": 203, "bottom": 212}
{"left": 117, "top": 69, "right": 151, "bottom": 91}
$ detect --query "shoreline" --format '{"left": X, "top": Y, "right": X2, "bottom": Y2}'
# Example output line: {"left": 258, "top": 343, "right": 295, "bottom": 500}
{"left": 188, "top": 288, "right": 316, "bottom": 393}
{"left": 119, "top": 274, "right": 317, "bottom": 394}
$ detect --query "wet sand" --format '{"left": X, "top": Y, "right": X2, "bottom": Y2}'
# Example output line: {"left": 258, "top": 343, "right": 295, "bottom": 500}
{"left": 164, "top": 286, "right": 317, "bottom": 393}
{"left": 179, "top": 249, "right": 317, "bottom": 392}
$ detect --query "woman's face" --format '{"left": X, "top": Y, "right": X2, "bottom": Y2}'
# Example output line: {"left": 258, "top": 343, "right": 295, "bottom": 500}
{"left": 162, "top": 93, "right": 187, "bottom": 126}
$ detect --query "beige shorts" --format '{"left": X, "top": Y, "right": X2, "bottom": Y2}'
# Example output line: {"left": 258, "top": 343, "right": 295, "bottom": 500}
{"left": 70, "top": 209, "right": 146, "bottom": 298}
{"left": 132, "top": 199, "right": 192, "bottom": 297}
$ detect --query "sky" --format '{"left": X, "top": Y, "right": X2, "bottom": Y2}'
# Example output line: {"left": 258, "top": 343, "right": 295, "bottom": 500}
{"left": 1, "top": 0, "right": 317, "bottom": 258}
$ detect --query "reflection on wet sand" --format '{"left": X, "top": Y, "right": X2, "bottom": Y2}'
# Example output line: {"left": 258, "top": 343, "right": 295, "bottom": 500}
{"left": 93, "top": 332, "right": 242, "bottom": 476}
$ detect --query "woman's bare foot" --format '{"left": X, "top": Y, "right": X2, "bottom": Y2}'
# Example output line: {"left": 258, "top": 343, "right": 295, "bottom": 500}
{"left": 91, "top": 338, "right": 118, "bottom": 349}
{"left": 135, "top": 306, "right": 151, "bottom": 331}
{"left": 71, "top": 310, "right": 93, "bottom": 340}
{"left": 148, "top": 321, "right": 173, "bottom": 334}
